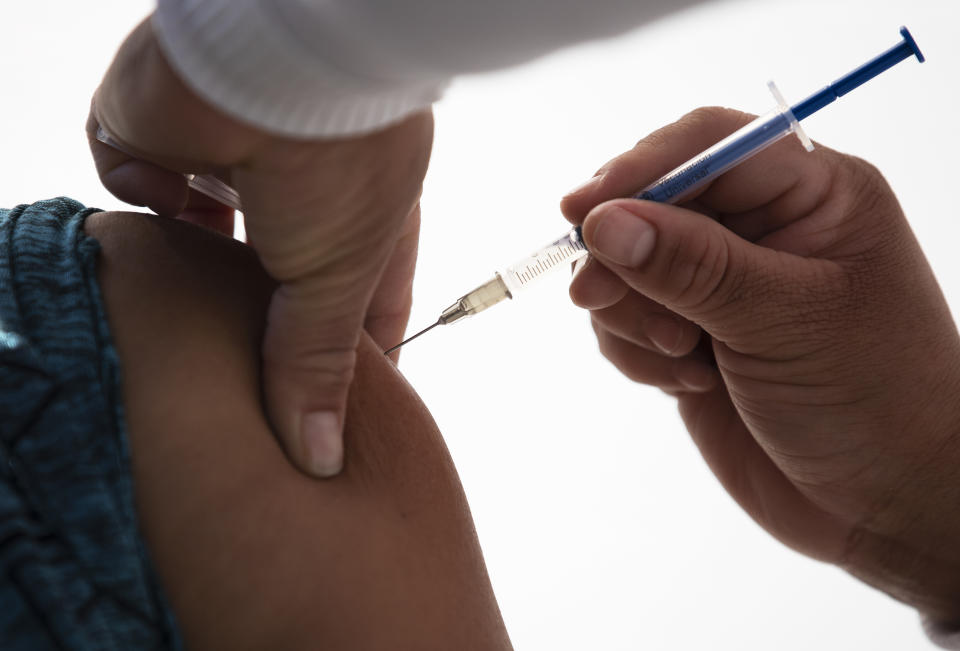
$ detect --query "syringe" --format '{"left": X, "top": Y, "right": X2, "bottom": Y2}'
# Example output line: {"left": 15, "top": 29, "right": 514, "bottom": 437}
{"left": 385, "top": 26, "right": 924, "bottom": 355}
{"left": 385, "top": 227, "right": 589, "bottom": 352}
{"left": 94, "top": 126, "right": 242, "bottom": 211}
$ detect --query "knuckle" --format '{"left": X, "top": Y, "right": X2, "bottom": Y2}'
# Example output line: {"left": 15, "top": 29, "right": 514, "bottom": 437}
{"left": 680, "top": 106, "right": 746, "bottom": 131}
{"left": 839, "top": 155, "right": 890, "bottom": 208}
{"left": 832, "top": 154, "right": 904, "bottom": 262}
{"left": 639, "top": 106, "right": 754, "bottom": 150}
{"left": 614, "top": 107, "right": 759, "bottom": 190}
{"left": 663, "top": 227, "right": 738, "bottom": 318}
{"left": 263, "top": 327, "right": 358, "bottom": 390}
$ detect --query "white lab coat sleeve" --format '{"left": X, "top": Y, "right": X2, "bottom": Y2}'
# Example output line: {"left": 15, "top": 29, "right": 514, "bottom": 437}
{"left": 152, "top": 0, "right": 702, "bottom": 137}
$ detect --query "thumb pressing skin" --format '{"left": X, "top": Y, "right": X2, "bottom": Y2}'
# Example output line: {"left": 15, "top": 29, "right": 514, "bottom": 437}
{"left": 237, "top": 112, "right": 434, "bottom": 479}
{"left": 580, "top": 198, "right": 822, "bottom": 350}
{"left": 261, "top": 282, "right": 359, "bottom": 478}
{"left": 248, "top": 193, "right": 412, "bottom": 479}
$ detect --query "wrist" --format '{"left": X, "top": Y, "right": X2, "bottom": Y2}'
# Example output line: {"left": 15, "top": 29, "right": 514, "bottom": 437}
{"left": 841, "top": 523, "right": 960, "bottom": 625}
{"left": 838, "top": 387, "right": 960, "bottom": 624}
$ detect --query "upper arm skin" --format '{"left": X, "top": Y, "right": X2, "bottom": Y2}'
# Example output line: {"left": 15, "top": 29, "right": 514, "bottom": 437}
{"left": 84, "top": 212, "right": 511, "bottom": 650}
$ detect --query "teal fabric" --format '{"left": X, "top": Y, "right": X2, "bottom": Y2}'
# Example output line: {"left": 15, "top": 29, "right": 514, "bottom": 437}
{"left": 0, "top": 198, "right": 182, "bottom": 650}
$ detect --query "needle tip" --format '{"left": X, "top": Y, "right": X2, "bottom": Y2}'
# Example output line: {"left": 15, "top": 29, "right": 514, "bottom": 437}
{"left": 383, "top": 320, "right": 441, "bottom": 356}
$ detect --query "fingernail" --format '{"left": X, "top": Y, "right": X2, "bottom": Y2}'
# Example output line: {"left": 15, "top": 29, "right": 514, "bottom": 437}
{"left": 301, "top": 411, "right": 343, "bottom": 477}
{"left": 565, "top": 174, "right": 603, "bottom": 197}
{"left": 644, "top": 314, "right": 682, "bottom": 355}
{"left": 572, "top": 256, "right": 588, "bottom": 277}
{"left": 676, "top": 362, "right": 716, "bottom": 392}
{"left": 592, "top": 205, "right": 656, "bottom": 268}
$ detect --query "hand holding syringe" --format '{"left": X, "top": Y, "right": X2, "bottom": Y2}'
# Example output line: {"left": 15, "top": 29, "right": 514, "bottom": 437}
{"left": 96, "top": 27, "right": 924, "bottom": 357}
{"left": 384, "top": 26, "right": 924, "bottom": 354}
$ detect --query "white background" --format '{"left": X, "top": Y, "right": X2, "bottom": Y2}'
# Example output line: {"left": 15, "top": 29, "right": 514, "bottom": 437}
{"left": 2, "top": 1, "right": 959, "bottom": 649}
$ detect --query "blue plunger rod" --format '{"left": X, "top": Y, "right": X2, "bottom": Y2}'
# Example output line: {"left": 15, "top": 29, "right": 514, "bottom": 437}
{"left": 791, "top": 26, "right": 924, "bottom": 121}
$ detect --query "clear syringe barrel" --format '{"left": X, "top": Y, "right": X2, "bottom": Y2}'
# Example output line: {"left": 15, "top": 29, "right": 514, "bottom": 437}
{"left": 500, "top": 226, "right": 588, "bottom": 295}
{"left": 437, "top": 227, "right": 588, "bottom": 325}
{"left": 436, "top": 84, "right": 810, "bottom": 329}
{"left": 636, "top": 82, "right": 813, "bottom": 204}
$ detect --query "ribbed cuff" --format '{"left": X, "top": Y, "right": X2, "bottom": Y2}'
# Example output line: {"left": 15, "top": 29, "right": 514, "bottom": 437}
{"left": 152, "top": 0, "right": 447, "bottom": 138}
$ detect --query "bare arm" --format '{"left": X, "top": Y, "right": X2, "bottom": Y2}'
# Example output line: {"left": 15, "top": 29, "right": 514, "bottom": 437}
{"left": 85, "top": 211, "right": 511, "bottom": 650}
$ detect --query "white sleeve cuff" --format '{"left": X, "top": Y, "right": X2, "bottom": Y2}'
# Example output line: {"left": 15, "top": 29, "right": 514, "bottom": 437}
{"left": 152, "top": 0, "right": 448, "bottom": 138}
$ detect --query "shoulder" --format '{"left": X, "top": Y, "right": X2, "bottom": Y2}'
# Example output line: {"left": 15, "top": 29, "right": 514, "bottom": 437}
{"left": 83, "top": 211, "right": 510, "bottom": 650}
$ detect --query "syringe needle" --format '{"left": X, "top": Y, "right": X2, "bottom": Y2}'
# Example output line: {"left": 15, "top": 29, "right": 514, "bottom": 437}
{"left": 384, "top": 320, "right": 441, "bottom": 356}
{"left": 382, "top": 276, "right": 504, "bottom": 355}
